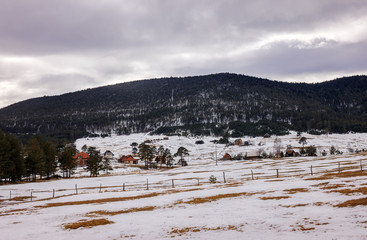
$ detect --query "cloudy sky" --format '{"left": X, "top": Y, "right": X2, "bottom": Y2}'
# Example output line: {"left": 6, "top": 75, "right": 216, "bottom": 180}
{"left": 1, "top": 0, "right": 367, "bottom": 108}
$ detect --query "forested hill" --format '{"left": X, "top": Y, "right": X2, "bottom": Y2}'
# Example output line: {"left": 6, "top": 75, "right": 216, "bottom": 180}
{"left": 0, "top": 73, "right": 367, "bottom": 142}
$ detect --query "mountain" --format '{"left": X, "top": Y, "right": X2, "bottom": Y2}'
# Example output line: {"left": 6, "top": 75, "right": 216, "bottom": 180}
{"left": 1, "top": 73, "right": 367, "bottom": 142}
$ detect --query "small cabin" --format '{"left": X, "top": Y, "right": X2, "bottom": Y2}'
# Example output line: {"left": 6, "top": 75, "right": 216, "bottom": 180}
{"left": 221, "top": 153, "right": 232, "bottom": 160}
{"left": 234, "top": 139, "right": 243, "bottom": 146}
{"left": 73, "top": 152, "right": 90, "bottom": 167}
{"left": 104, "top": 150, "right": 114, "bottom": 160}
{"left": 119, "top": 155, "right": 138, "bottom": 164}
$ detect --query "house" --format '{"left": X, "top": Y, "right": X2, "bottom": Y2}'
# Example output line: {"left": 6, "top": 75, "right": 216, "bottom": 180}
{"left": 264, "top": 133, "right": 271, "bottom": 138}
{"left": 234, "top": 139, "right": 243, "bottom": 146}
{"left": 119, "top": 155, "right": 139, "bottom": 164}
{"left": 73, "top": 152, "right": 90, "bottom": 167}
{"left": 285, "top": 149, "right": 297, "bottom": 157}
{"left": 104, "top": 150, "right": 114, "bottom": 160}
{"left": 244, "top": 150, "right": 261, "bottom": 160}
{"left": 221, "top": 153, "right": 232, "bottom": 160}
{"left": 155, "top": 155, "right": 163, "bottom": 164}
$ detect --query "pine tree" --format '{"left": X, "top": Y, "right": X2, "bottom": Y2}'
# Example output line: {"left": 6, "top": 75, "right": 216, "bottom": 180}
{"left": 59, "top": 145, "right": 76, "bottom": 178}
{"left": 174, "top": 147, "right": 189, "bottom": 166}
{"left": 138, "top": 143, "right": 155, "bottom": 169}
{"left": 25, "top": 138, "right": 45, "bottom": 181}
{"left": 7, "top": 134, "right": 25, "bottom": 182}
{"left": 86, "top": 147, "right": 103, "bottom": 177}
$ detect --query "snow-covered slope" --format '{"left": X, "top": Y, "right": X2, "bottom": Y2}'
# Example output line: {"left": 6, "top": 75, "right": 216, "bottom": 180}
{"left": 1, "top": 133, "right": 367, "bottom": 239}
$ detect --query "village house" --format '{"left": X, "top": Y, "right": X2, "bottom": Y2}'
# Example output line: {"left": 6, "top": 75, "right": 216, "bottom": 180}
{"left": 244, "top": 150, "right": 261, "bottom": 160}
{"left": 221, "top": 153, "right": 232, "bottom": 160}
{"left": 119, "top": 155, "right": 139, "bottom": 164}
{"left": 104, "top": 150, "right": 114, "bottom": 160}
{"left": 285, "top": 149, "right": 297, "bottom": 157}
{"left": 72, "top": 152, "right": 90, "bottom": 167}
{"left": 234, "top": 139, "right": 243, "bottom": 146}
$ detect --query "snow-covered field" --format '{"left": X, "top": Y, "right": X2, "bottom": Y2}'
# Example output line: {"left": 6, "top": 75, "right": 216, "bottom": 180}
{"left": 1, "top": 132, "right": 367, "bottom": 239}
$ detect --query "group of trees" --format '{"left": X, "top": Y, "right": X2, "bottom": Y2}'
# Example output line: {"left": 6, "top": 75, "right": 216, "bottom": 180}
{"left": 138, "top": 143, "right": 189, "bottom": 169}
{"left": 0, "top": 130, "right": 63, "bottom": 183}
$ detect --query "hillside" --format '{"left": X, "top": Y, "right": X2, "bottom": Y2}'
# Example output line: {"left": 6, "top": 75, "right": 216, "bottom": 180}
{"left": 0, "top": 73, "right": 367, "bottom": 141}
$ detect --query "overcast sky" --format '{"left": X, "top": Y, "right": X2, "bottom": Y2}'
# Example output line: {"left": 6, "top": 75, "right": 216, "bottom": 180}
{"left": 1, "top": 0, "right": 367, "bottom": 108}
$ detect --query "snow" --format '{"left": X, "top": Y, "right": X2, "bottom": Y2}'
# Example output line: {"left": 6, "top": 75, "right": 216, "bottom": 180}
{"left": 1, "top": 132, "right": 367, "bottom": 239}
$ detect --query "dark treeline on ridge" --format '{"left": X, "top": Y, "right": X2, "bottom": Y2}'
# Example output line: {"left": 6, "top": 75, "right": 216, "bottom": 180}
{"left": 0, "top": 73, "right": 367, "bottom": 142}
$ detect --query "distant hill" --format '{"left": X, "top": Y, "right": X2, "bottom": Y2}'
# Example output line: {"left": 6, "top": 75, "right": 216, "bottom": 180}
{"left": 1, "top": 73, "right": 367, "bottom": 142}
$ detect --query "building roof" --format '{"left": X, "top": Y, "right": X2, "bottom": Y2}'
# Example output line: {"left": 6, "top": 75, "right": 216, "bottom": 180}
{"left": 73, "top": 152, "right": 90, "bottom": 159}
{"left": 120, "top": 155, "right": 137, "bottom": 162}
{"left": 222, "top": 153, "right": 232, "bottom": 160}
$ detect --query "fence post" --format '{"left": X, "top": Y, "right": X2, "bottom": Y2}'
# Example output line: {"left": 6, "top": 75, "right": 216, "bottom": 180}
{"left": 75, "top": 184, "right": 78, "bottom": 194}
{"left": 99, "top": 184, "right": 102, "bottom": 193}
{"left": 10, "top": 191, "right": 11, "bottom": 201}
{"left": 223, "top": 172, "right": 226, "bottom": 183}
{"left": 172, "top": 179, "right": 175, "bottom": 188}
{"left": 311, "top": 165, "right": 313, "bottom": 176}
{"left": 276, "top": 169, "right": 279, "bottom": 178}
{"left": 338, "top": 162, "right": 341, "bottom": 173}
{"left": 197, "top": 178, "right": 200, "bottom": 185}
{"left": 30, "top": 192, "right": 33, "bottom": 201}
{"left": 251, "top": 170, "right": 254, "bottom": 180}
{"left": 146, "top": 179, "right": 149, "bottom": 190}
{"left": 360, "top": 160, "right": 363, "bottom": 171}
{"left": 123, "top": 183, "right": 125, "bottom": 191}
{"left": 53, "top": 189, "right": 55, "bottom": 198}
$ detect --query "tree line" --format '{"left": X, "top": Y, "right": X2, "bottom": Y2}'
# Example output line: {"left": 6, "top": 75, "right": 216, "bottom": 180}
{"left": 0, "top": 129, "right": 114, "bottom": 183}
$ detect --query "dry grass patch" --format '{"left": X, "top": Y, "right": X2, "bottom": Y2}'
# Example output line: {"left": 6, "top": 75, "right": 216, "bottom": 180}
{"left": 88, "top": 206, "right": 156, "bottom": 216}
{"left": 10, "top": 196, "right": 34, "bottom": 201}
{"left": 313, "top": 202, "right": 325, "bottom": 206}
{"left": 175, "top": 192, "right": 251, "bottom": 205}
{"left": 64, "top": 218, "right": 114, "bottom": 230}
{"left": 37, "top": 192, "right": 160, "bottom": 208}
{"left": 168, "top": 225, "right": 243, "bottom": 237}
{"left": 320, "top": 184, "right": 346, "bottom": 190}
{"left": 0, "top": 208, "right": 30, "bottom": 216}
{"left": 335, "top": 198, "right": 367, "bottom": 207}
{"left": 291, "top": 225, "right": 315, "bottom": 231}
{"left": 281, "top": 203, "right": 308, "bottom": 208}
{"left": 283, "top": 188, "right": 309, "bottom": 194}
{"left": 260, "top": 196, "right": 290, "bottom": 200}
{"left": 306, "top": 170, "right": 367, "bottom": 180}
{"left": 329, "top": 187, "right": 367, "bottom": 195}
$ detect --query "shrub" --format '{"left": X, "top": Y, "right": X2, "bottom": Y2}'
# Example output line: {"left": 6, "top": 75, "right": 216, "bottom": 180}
{"left": 209, "top": 175, "right": 217, "bottom": 184}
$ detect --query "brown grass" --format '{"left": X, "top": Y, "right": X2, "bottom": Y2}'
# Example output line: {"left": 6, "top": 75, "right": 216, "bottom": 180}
{"left": 335, "top": 198, "right": 367, "bottom": 207}
{"left": 306, "top": 170, "right": 367, "bottom": 180}
{"left": 175, "top": 192, "right": 250, "bottom": 205}
{"left": 260, "top": 196, "right": 290, "bottom": 200}
{"left": 283, "top": 188, "right": 309, "bottom": 194}
{"left": 10, "top": 196, "right": 34, "bottom": 201}
{"left": 291, "top": 225, "right": 315, "bottom": 231}
{"left": 281, "top": 203, "right": 308, "bottom": 208}
{"left": 37, "top": 192, "right": 160, "bottom": 208}
{"left": 320, "top": 184, "right": 346, "bottom": 190}
{"left": 88, "top": 206, "right": 156, "bottom": 216}
{"left": 328, "top": 187, "right": 367, "bottom": 195}
{"left": 64, "top": 218, "right": 114, "bottom": 230}
{"left": 168, "top": 225, "right": 243, "bottom": 237}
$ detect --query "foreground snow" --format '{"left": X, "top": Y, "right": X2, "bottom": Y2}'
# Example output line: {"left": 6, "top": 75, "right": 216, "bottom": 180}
{"left": 1, "top": 133, "right": 367, "bottom": 239}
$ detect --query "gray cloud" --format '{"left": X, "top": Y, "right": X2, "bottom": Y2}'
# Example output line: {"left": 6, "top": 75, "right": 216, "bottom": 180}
{"left": 1, "top": 0, "right": 367, "bottom": 108}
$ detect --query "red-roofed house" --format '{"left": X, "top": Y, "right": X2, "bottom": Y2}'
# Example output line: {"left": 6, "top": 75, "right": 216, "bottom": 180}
{"left": 221, "top": 153, "right": 232, "bottom": 160}
{"left": 119, "top": 155, "right": 139, "bottom": 164}
{"left": 73, "top": 152, "right": 90, "bottom": 167}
